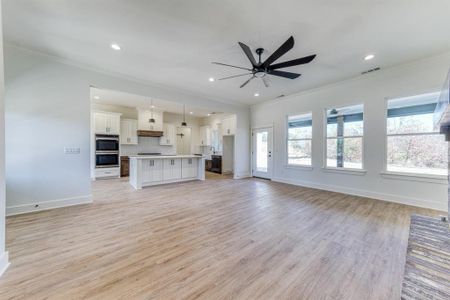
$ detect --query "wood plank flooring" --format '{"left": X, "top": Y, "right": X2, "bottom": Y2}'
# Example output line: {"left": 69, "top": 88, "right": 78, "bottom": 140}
{"left": 0, "top": 174, "right": 442, "bottom": 299}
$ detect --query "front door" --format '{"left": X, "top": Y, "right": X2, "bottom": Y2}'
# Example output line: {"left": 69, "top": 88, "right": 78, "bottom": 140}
{"left": 252, "top": 127, "right": 273, "bottom": 179}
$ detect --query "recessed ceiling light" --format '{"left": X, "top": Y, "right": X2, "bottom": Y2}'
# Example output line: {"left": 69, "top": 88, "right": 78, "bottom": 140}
{"left": 364, "top": 54, "right": 375, "bottom": 61}
{"left": 93, "top": 96, "right": 100, "bottom": 100}
{"left": 111, "top": 43, "right": 121, "bottom": 51}
{"left": 254, "top": 93, "right": 260, "bottom": 97}
{"left": 190, "top": 112, "right": 193, "bottom": 114}
{"left": 151, "top": 105, "right": 155, "bottom": 109}
{"left": 209, "top": 77, "right": 215, "bottom": 82}
{"left": 207, "top": 113, "right": 211, "bottom": 116}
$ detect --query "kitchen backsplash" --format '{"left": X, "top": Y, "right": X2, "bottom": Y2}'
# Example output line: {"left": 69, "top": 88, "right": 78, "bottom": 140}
{"left": 120, "top": 137, "right": 202, "bottom": 156}
{"left": 120, "top": 137, "right": 177, "bottom": 156}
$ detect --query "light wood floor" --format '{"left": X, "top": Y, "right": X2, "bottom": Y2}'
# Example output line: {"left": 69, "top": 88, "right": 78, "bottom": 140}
{"left": 0, "top": 174, "right": 441, "bottom": 299}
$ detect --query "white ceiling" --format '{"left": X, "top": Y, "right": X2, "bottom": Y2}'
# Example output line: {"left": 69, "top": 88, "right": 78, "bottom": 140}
{"left": 4, "top": 0, "right": 450, "bottom": 105}
{"left": 91, "top": 87, "right": 217, "bottom": 117}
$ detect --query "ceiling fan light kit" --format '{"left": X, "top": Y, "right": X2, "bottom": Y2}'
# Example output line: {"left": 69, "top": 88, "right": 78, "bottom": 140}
{"left": 212, "top": 36, "right": 316, "bottom": 88}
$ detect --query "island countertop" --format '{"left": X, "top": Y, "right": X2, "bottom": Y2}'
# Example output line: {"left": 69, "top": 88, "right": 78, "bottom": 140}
{"left": 128, "top": 154, "right": 205, "bottom": 159}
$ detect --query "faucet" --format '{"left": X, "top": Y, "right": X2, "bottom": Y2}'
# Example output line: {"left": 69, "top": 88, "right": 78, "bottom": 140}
{"left": 210, "top": 146, "right": 215, "bottom": 155}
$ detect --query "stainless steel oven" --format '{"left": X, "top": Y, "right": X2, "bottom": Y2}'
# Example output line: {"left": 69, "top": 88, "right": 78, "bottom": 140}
{"left": 95, "top": 134, "right": 119, "bottom": 151}
{"left": 95, "top": 151, "right": 119, "bottom": 168}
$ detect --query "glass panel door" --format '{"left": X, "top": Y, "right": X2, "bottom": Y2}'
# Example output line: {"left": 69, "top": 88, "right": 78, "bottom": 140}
{"left": 252, "top": 127, "right": 273, "bottom": 179}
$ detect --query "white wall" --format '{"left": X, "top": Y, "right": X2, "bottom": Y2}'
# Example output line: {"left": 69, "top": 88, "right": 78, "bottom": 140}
{"left": 91, "top": 103, "right": 138, "bottom": 119}
{"left": 252, "top": 52, "right": 450, "bottom": 212}
{"left": 0, "top": 2, "right": 9, "bottom": 276}
{"left": 5, "top": 45, "right": 250, "bottom": 215}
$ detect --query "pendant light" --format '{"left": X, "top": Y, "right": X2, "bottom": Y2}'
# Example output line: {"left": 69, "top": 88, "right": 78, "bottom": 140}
{"left": 181, "top": 104, "right": 187, "bottom": 127}
{"left": 149, "top": 98, "right": 155, "bottom": 123}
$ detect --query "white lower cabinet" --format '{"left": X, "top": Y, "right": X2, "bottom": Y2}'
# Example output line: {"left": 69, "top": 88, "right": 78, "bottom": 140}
{"left": 163, "top": 158, "right": 182, "bottom": 181}
{"left": 95, "top": 167, "right": 120, "bottom": 179}
{"left": 182, "top": 158, "right": 198, "bottom": 179}
{"left": 142, "top": 159, "right": 163, "bottom": 184}
{"left": 129, "top": 156, "right": 204, "bottom": 189}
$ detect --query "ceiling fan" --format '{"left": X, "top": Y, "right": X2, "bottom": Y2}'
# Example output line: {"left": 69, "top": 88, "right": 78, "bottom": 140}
{"left": 212, "top": 36, "right": 316, "bottom": 88}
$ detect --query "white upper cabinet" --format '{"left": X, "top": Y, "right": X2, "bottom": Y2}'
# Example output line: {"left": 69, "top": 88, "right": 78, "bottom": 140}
{"left": 93, "top": 111, "right": 121, "bottom": 135}
{"left": 160, "top": 123, "right": 176, "bottom": 146}
{"left": 199, "top": 125, "right": 211, "bottom": 146}
{"left": 137, "top": 108, "right": 163, "bottom": 131}
{"left": 221, "top": 115, "right": 236, "bottom": 136}
{"left": 120, "top": 119, "right": 138, "bottom": 145}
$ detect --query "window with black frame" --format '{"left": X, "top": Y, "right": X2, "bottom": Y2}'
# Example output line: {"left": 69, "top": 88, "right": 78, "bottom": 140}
{"left": 386, "top": 92, "right": 447, "bottom": 176}
{"left": 326, "top": 104, "right": 364, "bottom": 169}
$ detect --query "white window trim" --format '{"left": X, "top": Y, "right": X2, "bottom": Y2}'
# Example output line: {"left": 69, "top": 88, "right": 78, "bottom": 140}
{"left": 323, "top": 103, "right": 366, "bottom": 171}
{"left": 286, "top": 112, "right": 313, "bottom": 168}
{"left": 380, "top": 171, "right": 447, "bottom": 184}
{"left": 322, "top": 166, "right": 367, "bottom": 175}
{"left": 382, "top": 95, "right": 448, "bottom": 180}
{"left": 285, "top": 165, "right": 314, "bottom": 171}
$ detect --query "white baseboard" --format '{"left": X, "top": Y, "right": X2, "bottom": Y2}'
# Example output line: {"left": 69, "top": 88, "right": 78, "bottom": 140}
{"left": 272, "top": 177, "right": 448, "bottom": 212}
{"left": 0, "top": 251, "right": 9, "bottom": 277}
{"left": 234, "top": 172, "right": 251, "bottom": 179}
{"left": 6, "top": 195, "right": 93, "bottom": 216}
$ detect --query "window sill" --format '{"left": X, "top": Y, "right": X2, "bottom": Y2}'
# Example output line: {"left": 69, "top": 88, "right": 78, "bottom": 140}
{"left": 285, "top": 165, "right": 313, "bottom": 171}
{"left": 380, "top": 171, "right": 448, "bottom": 184}
{"left": 322, "top": 167, "right": 367, "bottom": 176}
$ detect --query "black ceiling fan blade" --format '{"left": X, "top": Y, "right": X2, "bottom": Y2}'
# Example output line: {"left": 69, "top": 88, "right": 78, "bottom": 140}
{"left": 218, "top": 73, "right": 253, "bottom": 80}
{"left": 240, "top": 76, "right": 255, "bottom": 88}
{"left": 212, "top": 62, "right": 252, "bottom": 71}
{"left": 238, "top": 42, "right": 257, "bottom": 67}
{"left": 269, "top": 54, "right": 317, "bottom": 70}
{"left": 262, "top": 77, "right": 269, "bottom": 87}
{"left": 269, "top": 70, "right": 301, "bottom": 79}
{"left": 262, "top": 36, "right": 295, "bottom": 68}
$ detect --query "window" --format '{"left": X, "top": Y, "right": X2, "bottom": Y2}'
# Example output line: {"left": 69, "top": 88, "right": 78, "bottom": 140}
{"left": 287, "top": 113, "right": 312, "bottom": 166}
{"left": 326, "top": 104, "right": 364, "bottom": 169}
{"left": 386, "top": 92, "right": 447, "bottom": 176}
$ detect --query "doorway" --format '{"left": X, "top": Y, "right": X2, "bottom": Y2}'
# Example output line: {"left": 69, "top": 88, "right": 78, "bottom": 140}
{"left": 176, "top": 127, "right": 191, "bottom": 154}
{"left": 222, "top": 135, "right": 234, "bottom": 175}
{"left": 252, "top": 127, "right": 273, "bottom": 179}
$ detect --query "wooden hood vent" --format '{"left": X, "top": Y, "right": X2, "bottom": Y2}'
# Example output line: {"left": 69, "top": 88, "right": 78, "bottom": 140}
{"left": 137, "top": 130, "right": 164, "bottom": 137}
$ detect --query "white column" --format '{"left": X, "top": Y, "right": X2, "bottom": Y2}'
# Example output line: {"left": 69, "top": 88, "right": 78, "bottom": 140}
{"left": 0, "top": 1, "right": 10, "bottom": 277}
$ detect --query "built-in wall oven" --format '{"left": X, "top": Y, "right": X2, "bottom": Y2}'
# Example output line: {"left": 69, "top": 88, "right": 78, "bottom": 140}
{"left": 96, "top": 134, "right": 119, "bottom": 151}
{"left": 95, "top": 134, "right": 119, "bottom": 168}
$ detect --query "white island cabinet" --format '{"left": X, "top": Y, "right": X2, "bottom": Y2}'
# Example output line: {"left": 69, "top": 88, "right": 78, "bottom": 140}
{"left": 129, "top": 155, "right": 205, "bottom": 189}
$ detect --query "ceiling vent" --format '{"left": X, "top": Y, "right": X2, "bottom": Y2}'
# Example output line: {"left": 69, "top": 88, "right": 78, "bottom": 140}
{"left": 361, "top": 67, "right": 380, "bottom": 75}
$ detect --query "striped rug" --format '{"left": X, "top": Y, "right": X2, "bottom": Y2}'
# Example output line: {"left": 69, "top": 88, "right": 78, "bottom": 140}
{"left": 401, "top": 215, "right": 450, "bottom": 299}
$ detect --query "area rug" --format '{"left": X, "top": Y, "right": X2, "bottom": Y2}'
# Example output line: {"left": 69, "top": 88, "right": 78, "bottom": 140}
{"left": 401, "top": 214, "right": 450, "bottom": 299}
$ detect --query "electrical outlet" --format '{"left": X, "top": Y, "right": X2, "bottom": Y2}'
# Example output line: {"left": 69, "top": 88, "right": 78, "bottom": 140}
{"left": 64, "top": 147, "right": 81, "bottom": 154}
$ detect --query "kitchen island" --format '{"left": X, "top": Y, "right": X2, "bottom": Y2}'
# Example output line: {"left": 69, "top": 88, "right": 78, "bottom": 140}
{"left": 129, "top": 155, "right": 205, "bottom": 189}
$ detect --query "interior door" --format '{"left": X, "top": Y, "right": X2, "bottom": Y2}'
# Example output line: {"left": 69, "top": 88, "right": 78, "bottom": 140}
{"left": 252, "top": 127, "right": 273, "bottom": 179}
{"left": 176, "top": 127, "right": 191, "bottom": 154}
